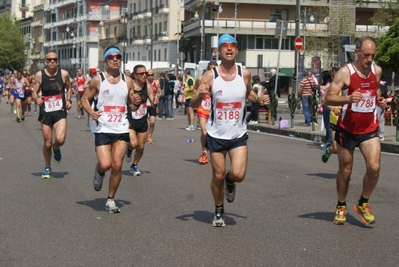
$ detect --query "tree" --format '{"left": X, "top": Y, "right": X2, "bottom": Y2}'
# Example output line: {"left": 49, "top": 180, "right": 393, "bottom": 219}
{"left": 371, "top": 1, "right": 399, "bottom": 27}
{"left": 375, "top": 18, "right": 399, "bottom": 72}
{"left": 0, "top": 15, "right": 25, "bottom": 70}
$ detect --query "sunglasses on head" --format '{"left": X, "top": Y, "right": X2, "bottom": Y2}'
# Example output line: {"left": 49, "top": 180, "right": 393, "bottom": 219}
{"left": 46, "top": 58, "right": 58, "bottom": 62}
{"left": 220, "top": 42, "right": 237, "bottom": 50}
{"left": 106, "top": 54, "right": 122, "bottom": 60}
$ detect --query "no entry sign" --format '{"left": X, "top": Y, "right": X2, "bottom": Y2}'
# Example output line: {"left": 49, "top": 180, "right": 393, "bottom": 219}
{"left": 295, "top": 36, "right": 303, "bottom": 51}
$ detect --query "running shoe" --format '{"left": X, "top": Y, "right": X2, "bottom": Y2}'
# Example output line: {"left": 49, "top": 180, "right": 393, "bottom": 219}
{"left": 125, "top": 148, "right": 133, "bottom": 163}
{"left": 77, "top": 115, "right": 81, "bottom": 119}
{"left": 185, "top": 125, "right": 194, "bottom": 131}
{"left": 354, "top": 203, "right": 375, "bottom": 224}
{"left": 13, "top": 109, "right": 16, "bottom": 114}
{"left": 105, "top": 198, "right": 121, "bottom": 214}
{"left": 52, "top": 144, "right": 62, "bottom": 163}
{"left": 212, "top": 212, "right": 225, "bottom": 227}
{"left": 198, "top": 151, "right": 209, "bottom": 164}
{"left": 28, "top": 105, "right": 31, "bottom": 112}
{"left": 130, "top": 165, "right": 141, "bottom": 176}
{"left": 93, "top": 167, "right": 105, "bottom": 192}
{"left": 224, "top": 172, "right": 236, "bottom": 203}
{"left": 16, "top": 117, "right": 21, "bottom": 123}
{"left": 41, "top": 166, "right": 52, "bottom": 179}
{"left": 21, "top": 114, "right": 25, "bottom": 121}
{"left": 147, "top": 135, "right": 153, "bottom": 144}
{"left": 333, "top": 205, "right": 347, "bottom": 225}
{"left": 321, "top": 145, "right": 331, "bottom": 163}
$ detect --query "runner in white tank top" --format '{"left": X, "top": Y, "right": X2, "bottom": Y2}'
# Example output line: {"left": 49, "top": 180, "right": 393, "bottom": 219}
{"left": 191, "top": 34, "right": 270, "bottom": 227}
{"left": 81, "top": 46, "right": 142, "bottom": 214}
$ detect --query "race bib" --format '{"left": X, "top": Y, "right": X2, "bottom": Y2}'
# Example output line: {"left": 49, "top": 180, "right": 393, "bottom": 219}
{"left": 16, "top": 87, "right": 25, "bottom": 98}
{"left": 103, "top": 105, "right": 126, "bottom": 127}
{"left": 77, "top": 85, "right": 84, "bottom": 94}
{"left": 215, "top": 101, "right": 242, "bottom": 124}
{"left": 131, "top": 103, "right": 148, "bottom": 119}
{"left": 44, "top": 94, "right": 63, "bottom": 112}
{"left": 352, "top": 93, "right": 375, "bottom": 113}
{"left": 201, "top": 97, "right": 211, "bottom": 111}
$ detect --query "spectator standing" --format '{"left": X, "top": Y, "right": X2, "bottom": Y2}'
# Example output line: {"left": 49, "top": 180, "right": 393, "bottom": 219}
{"left": 246, "top": 75, "right": 264, "bottom": 124}
{"left": 298, "top": 70, "right": 317, "bottom": 126}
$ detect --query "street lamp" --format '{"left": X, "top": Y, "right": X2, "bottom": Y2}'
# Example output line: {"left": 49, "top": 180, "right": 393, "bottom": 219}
{"left": 215, "top": 2, "right": 223, "bottom": 61}
{"left": 120, "top": 14, "right": 128, "bottom": 72}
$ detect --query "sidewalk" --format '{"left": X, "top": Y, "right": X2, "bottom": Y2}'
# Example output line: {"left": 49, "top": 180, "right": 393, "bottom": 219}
{"left": 248, "top": 96, "right": 399, "bottom": 154}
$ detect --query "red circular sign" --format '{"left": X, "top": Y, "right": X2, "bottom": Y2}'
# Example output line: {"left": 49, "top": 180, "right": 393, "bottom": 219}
{"left": 295, "top": 36, "right": 303, "bottom": 51}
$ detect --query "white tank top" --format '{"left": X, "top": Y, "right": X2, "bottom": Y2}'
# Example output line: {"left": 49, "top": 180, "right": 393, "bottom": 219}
{"left": 90, "top": 73, "right": 129, "bottom": 134}
{"left": 206, "top": 65, "right": 247, "bottom": 139}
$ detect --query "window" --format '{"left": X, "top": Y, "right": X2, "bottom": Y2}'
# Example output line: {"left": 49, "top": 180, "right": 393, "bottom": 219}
{"left": 270, "top": 9, "right": 288, "bottom": 22}
{"left": 164, "top": 49, "right": 167, "bottom": 61}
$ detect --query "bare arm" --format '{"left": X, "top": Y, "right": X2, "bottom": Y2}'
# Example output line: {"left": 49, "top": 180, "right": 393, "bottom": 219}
{"left": 81, "top": 75, "right": 101, "bottom": 121}
{"left": 31, "top": 71, "right": 43, "bottom": 105}
{"left": 127, "top": 77, "right": 141, "bottom": 112}
{"left": 83, "top": 75, "right": 91, "bottom": 89}
{"left": 324, "top": 67, "right": 357, "bottom": 106}
{"left": 62, "top": 70, "right": 72, "bottom": 110}
{"left": 191, "top": 72, "right": 212, "bottom": 108}
{"left": 147, "top": 82, "right": 155, "bottom": 107}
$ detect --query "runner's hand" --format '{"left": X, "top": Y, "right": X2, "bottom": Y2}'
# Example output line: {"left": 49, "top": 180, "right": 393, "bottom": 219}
{"left": 377, "top": 96, "right": 387, "bottom": 109}
{"left": 36, "top": 96, "right": 44, "bottom": 106}
{"left": 349, "top": 89, "right": 363, "bottom": 103}
{"left": 90, "top": 111, "right": 102, "bottom": 122}
{"left": 259, "top": 95, "right": 270, "bottom": 105}
{"left": 197, "top": 84, "right": 210, "bottom": 99}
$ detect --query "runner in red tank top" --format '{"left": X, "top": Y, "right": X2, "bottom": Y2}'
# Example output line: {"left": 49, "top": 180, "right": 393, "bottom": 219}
{"left": 146, "top": 69, "right": 161, "bottom": 144}
{"left": 324, "top": 36, "right": 387, "bottom": 226}
{"left": 74, "top": 68, "right": 87, "bottom": 119}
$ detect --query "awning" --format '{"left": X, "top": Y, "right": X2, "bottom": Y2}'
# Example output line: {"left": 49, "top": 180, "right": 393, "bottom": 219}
{"left": 264, "top": 68, "right": 294, "bottom": 77}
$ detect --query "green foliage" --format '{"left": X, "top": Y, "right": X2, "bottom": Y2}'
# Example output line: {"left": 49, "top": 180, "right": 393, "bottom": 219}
{"left": 375, "top": 19, "right": 399, "bottom": 72}
{"left": 0, "top": 15, "right": 25, "bottom": 70}
{"left": 371, "top": 1, "right": 399, "bottom": 27}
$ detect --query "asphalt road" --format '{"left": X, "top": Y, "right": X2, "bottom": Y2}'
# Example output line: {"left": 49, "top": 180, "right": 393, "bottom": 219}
{"left": 1, "top": 103, "right": 398, "bottom": 267}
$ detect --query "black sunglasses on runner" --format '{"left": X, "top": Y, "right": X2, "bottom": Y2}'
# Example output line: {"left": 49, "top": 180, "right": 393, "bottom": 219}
{"left": 106, "top": 54, "right": 122, "bottom": 60}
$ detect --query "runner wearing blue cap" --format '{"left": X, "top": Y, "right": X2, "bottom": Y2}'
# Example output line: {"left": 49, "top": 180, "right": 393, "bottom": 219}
{"left": 191, "top": 34, "right": 270, "bottom": 226}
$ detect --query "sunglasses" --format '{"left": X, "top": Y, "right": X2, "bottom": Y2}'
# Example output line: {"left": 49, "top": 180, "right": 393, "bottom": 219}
{"left": 147, "top": 74, "right": 154, "bottom": 77}
{"left": 220, "top": 42, "right": 237, "bottom": 50}
{"left": 106, "top": 54, "right": 122, "bottom": 60}
{"left": 136, "top": 72, "right": 148, "bottom": 76}
{"left": 46, "top": 58, "right": 58, "bottom": 62}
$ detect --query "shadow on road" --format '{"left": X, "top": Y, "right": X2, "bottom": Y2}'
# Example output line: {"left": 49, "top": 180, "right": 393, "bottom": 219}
{"left": 307, "top": 172, "right": 336, "bottom": 179}
{"left": 175, "top": 210, "right": 248, "bottom": 226}
{"left": 31, "top": 171, "right": 69, "bottom": 179}
{"left": 121, "top": 169, "right": 151, "bottom": 176}
{"left": 76, "top": 198, "right": 131, "bottom": 211}
{"left": 298, "top": 211, "right": 374, "bottom": 228}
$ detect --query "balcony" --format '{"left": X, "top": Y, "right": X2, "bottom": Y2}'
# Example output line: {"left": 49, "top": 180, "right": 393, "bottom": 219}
{"left": 183, "top": 18, "right": 389, "bottom": 38}
{"left": 31, "top": 21, "right": 43, "bottom": 27}
{"left": 19, "top": 4, "right": 29, "bottom": 11}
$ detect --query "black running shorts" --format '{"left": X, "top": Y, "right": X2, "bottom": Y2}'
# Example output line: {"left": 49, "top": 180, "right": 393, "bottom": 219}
{"left": 205, "top": 133, "right": 248, "bottom": 153}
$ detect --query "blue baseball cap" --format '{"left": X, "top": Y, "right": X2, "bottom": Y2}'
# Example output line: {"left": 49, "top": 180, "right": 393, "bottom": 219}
{"left": 218, "top": 34, "right": 237, "bottom": 49}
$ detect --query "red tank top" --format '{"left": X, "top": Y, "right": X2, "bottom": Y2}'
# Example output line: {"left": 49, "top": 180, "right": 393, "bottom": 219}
{"left": 338, "top": 63, "right": 378, "bottom": 134}
{"left": 150, "top": 80, "right": 158, "bottom": 97}
{"left": 76, "top": 76, "right": 85, "bottom": 95}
